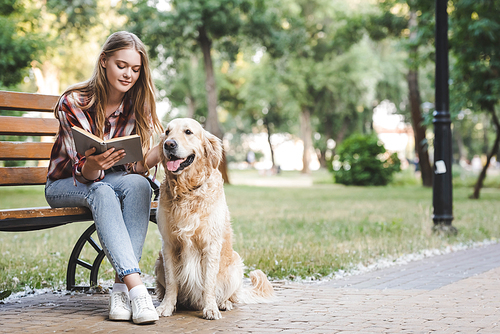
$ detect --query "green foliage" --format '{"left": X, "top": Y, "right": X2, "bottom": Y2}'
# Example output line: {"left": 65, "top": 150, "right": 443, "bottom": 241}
{"left": 1, "top": 0, "right": 117, "bottom": 89}
{"left": 45, "top": 0, "right": 99, "bottom": 37}
{"left": 120, "top": 0, "right": 291, "bottom": 141}
{"left": 270, "top": 0, "right": 378, "bottom": 162}
{"left": 450, "top": 0, "right": 500, "bottom": 112}
{"left": 120, "top": 0, "right": 287, "bottom": 61}
{"left": 367, "top": 0, "right": 436, "bottom": 114}
{"left": 449, "top": 1, "right": 500, "bottom": 197}
{"left": 370, "top": 0, "right": 435, "bottom": 67}
{"left": 0, "top": 0, "right": 44, "bottom": 87}
{"left": 236, "top": 54, "right": 300, "bottom": 133}
{"left": 332, "top": 134, "right": 401, "bottom": 186}
{"left": 154, "top": 56, "right": 209, "bottom": 123}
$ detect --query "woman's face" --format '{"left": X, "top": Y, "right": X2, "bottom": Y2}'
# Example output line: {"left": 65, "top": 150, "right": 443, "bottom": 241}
{"left": 101, "top": 48, "right": 142, "bottom": 97}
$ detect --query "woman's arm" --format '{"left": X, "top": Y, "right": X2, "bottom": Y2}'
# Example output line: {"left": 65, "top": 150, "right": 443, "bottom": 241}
{"left": 134, "top": 144, "right": 160, "bottom": 174}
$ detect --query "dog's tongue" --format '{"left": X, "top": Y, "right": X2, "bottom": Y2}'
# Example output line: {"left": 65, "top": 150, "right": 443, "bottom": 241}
{"left": 166, "top": 158, "right": 185, "bottom": 171}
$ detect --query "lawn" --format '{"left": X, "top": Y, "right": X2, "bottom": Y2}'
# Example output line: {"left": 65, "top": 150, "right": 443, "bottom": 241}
{"left": 1, "top": 169, "right": 499, "bottom": 297}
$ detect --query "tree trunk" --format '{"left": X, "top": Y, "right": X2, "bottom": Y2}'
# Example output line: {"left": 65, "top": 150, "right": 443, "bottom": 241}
{"left": 471, "top": 108, "right": 500, "bottom": 199}
{"left": 264, "top": 118, "right": 276, "bottom": 170}
{"left": 407, "top": 70, "right": 433, "bottom": 187}
{"left": 198, "top": 26, "right": 230, "bottom": 184}
{"left": 407, "top": 10, "right": 432, "bottom": 187}
{"left": 300, "top": 108, "right": 312, "bottom": 174}
{"left": 318, "top": 149, "right": 327, "bottom": 169}
{"left": 482, "top": 115, "right": 490, "bottom": 154}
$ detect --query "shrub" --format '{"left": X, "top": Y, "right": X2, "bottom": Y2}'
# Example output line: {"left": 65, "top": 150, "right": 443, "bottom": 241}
{"left": 331, "top": 134, "right": 401, "bottom": 186}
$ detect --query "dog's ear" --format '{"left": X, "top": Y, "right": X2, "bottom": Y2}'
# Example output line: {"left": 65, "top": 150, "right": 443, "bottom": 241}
{"left": 203, "top": 130, "right": 223, "bottom": 169}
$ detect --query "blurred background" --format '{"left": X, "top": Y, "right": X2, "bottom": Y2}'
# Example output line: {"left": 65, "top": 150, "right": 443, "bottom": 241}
{"left": 1, "top": 0, "right": 499, "bottom": 192}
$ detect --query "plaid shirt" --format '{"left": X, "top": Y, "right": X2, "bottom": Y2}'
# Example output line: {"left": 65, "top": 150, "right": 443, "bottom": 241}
{"left": 47, "top": 91, "right": 138, "bottom": 184}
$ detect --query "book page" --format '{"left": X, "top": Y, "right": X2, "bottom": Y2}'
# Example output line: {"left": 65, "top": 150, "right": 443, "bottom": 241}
{"left": 105, "top": 135, "right": 143, "bottom": 166}
{"left": 72, "top": 127, "right": 107, "bottom": 155}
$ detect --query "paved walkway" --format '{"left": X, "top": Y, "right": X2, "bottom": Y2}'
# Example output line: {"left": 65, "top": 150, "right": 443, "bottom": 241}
{"left": 1, "top": 243, "right": 499, "bottom": 333}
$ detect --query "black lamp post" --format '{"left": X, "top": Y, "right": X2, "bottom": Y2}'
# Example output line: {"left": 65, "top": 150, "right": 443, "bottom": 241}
{"left": 433, "top": 0, "right": 456, "bottom": 234}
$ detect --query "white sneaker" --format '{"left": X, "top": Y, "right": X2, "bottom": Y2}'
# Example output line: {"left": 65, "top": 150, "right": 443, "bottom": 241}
{"left": 131, "top": 293, "right": 159, "bottom": 324}
{"left": 109, "top": 291, "right": 132, "bottom": 321}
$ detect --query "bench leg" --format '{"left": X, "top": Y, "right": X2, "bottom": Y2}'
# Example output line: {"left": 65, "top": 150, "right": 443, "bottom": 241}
{"left": 66, "top": 223, "right": 107, "bottom": 291}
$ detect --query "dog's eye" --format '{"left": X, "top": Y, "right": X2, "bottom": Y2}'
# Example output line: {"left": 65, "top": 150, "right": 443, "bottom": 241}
{"left": 185, "top": 129, "right": 193, "bottom": 135}
{"left": 165, "top": 130, "right": 170, "bottom": 136}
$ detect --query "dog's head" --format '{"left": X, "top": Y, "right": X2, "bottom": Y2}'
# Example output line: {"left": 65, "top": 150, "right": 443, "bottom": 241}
{"left": 160, "top": 118, "right": 223, "bottom": 176}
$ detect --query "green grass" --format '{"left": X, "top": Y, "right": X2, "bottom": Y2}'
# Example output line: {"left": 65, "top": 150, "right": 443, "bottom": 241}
{"left": 1, "top": 169, "right": 500, "bottom": 297}
{"left": 227, "top": 180, "right": 500, "bottom": 280}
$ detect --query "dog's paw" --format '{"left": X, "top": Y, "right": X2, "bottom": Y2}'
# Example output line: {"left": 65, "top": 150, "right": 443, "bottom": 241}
{"left": 219, "top": 300, "right": 233, "bottom": 311}
{"left": 156, "top": 302, "right": 175, "bottom": 317}
{"left": 203, "top": 306, "right": 222, "bottom": 320}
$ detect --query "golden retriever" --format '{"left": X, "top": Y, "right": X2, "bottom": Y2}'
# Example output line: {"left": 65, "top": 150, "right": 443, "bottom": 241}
{"left": 155, "top": 118, "right": 274, "bottom": 320}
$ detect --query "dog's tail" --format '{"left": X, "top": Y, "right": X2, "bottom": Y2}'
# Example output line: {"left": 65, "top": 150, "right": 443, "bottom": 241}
{"left": 155, "top": 251, "right": 166, "bottom": 301}
{"left": 237, "top": 269, "right": 275, "bottom": 304}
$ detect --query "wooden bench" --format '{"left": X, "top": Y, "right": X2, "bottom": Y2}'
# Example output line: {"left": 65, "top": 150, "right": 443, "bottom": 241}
{"left": 0, "top": 90, "right": 159, "bottom": 291}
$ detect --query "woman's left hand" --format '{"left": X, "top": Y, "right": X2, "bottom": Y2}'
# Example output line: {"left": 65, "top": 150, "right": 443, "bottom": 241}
{"left": 82, "top": 147, "right": 126, "bottom": 180}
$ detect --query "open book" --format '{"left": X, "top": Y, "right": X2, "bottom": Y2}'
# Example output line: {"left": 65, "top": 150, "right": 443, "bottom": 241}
{"left": 71, "top": 126, "right": 143, "bottom": 166}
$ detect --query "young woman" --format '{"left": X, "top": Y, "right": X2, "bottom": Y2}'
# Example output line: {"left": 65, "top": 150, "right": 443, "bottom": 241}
{"left": 45, "top": 31, "right": 163, "bottom": 324}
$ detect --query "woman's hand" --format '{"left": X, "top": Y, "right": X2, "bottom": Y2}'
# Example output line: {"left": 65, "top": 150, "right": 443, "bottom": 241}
{"left": 81, "top": 147, "right": 126, "bottom": 180}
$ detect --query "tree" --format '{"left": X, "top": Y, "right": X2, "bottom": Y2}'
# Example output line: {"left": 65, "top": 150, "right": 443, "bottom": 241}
{"left": 0, "top": 0, "right": 44, "bottom": 88}
{"left": 311, "top": 36, "right": 407, "bottom": 168}
{"left": 121, "top": 0, "right": 285, "bottom": 182}
{"left": 275, "top": 0, "right": 365, "bottom": 174}
{"left": 34, "top": 0, "right": 122, "bottom": 94}
{"left": 0, "top": 0, "right": 122, "bottom": 93}
{"left": 368, "top": 0, "right": 435, "bottom": 187}
{"left": 450, "top": 0, "right": 500, "bottom": 199}
{"left": 236, "top": 54, "right": 300, "bottom": 169}
{"left": 155, "top": 55, "right": 207, "bottom": 120}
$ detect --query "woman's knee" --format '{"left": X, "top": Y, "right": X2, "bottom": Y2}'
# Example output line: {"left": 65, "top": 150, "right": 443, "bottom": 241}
{"left": 124, "top": 174, "right": 152, "bottom": 197}
{"left": 87, "top": 182, "right": 119, "bottom": 205}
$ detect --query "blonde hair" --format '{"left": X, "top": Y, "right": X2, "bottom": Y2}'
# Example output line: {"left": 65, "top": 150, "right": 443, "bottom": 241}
{"left": 55, "top": 31, "right": 163, "bottom": 166}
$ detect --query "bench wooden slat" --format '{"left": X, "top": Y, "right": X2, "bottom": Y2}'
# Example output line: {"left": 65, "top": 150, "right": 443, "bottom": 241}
{"left": 0, "top": 142, "right": 53, "bottom": 160}
{"left": 0, "top": 202, "right": 158, "bottom": 220}
{"left": 0, "top": 167, "right": 48, "bottom": 186}
{"left": 0, "top": 116, "right": 59, "bottom": 136}
{"left": 0, "top": 91, "right": 58, "bottom": 112}
{"left": 0, "top": 206, "right": 91, "bottom": 219}
{"left": 0, "top": 207, "right": 93, "bottom": 232}
{"left": 0, "top": 202, "right": 158, "bottom": 232}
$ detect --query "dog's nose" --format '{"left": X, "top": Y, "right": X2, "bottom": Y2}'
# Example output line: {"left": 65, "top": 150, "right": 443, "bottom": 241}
{"left": 164, "top": 139, "right": 177, "bottom": 150}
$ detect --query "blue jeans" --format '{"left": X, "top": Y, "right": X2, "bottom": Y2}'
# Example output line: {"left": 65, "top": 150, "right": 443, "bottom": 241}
{"left": 45, "top": 172, "right": 152, "bottom": 280}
